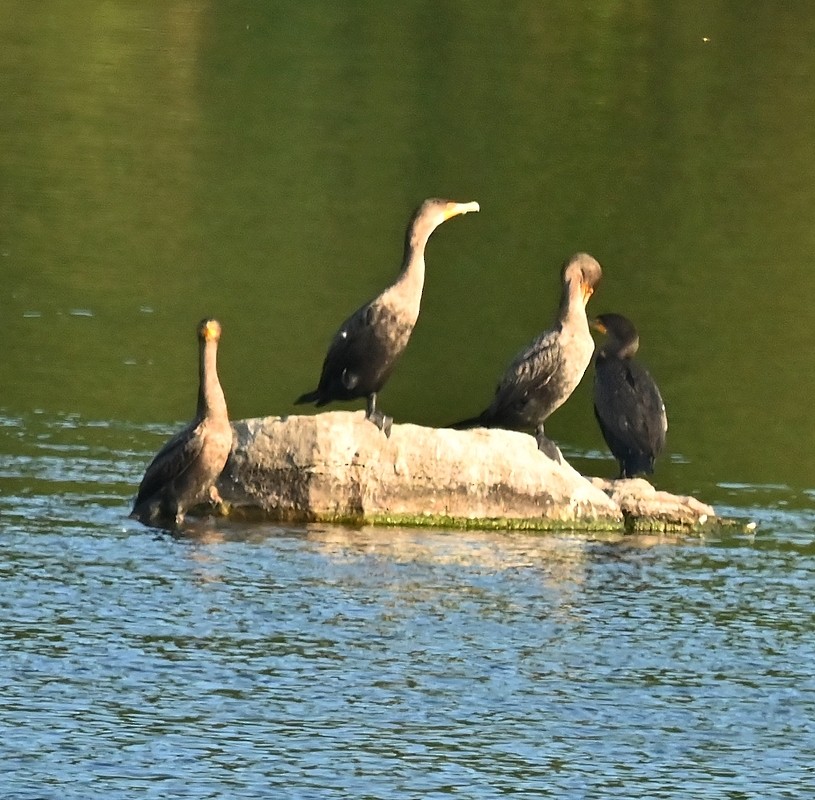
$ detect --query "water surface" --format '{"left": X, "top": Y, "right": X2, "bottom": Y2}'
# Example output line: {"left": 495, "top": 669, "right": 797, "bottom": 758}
{"left": 2, "top": 416, "right": 814, "bottom": 797}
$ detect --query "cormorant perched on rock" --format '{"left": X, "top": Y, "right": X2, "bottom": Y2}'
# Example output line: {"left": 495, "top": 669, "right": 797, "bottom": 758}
{"left": 131, "top": 318, "right": 233, "bottom": 528}
{"left": 295, "top": 197, "right": 480, "bottom": 435}
{"left": 591, "top": 312, "right": 667, "bottom": 478}
{"left": 450, "top": 252, "right": 602, "bottom": 461}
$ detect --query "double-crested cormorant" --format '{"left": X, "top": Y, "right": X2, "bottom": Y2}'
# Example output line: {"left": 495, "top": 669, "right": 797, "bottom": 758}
{"left": 450, "top": 252, "right": 602, "bottom": 461}
{"left": 295, "top": 197, "right": 480, "bottom": 435}
{"left": 591, "top": 312, "right": 667, "bottom": 478}
{"left": 130, "top": 318, "right": 233, "bottom": 527}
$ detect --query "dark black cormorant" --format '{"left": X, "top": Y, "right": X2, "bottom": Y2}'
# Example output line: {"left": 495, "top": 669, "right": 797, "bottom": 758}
{"left": 131, "top": 318, "right": 233, "bottom": 527}
{"left": 591, "top": 312, "right": 667, "bottom": 478}
{"left": 295, "top": 197, "right": 480, "bottom": 435}
{"left": 450, "top": 253, "right": 602, "bottom": 461}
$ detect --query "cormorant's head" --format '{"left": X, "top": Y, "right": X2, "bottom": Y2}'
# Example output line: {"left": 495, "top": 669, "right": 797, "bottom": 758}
{"left": 561, "top": 252, "right": 602, "bottom": 306}
{"left": 411, "top": 197, "right": 480, "bottom": 230}
{"left": 197, "top": 318, "right": 223, "bottom": 343}
{"left": 591, "top": 313, "right": 639, "bottom": 357}
{"left": 402, "top": 198, "right": 480, "bottom": 259}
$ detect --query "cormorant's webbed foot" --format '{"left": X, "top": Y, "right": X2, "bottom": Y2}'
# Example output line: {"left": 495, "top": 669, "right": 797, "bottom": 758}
{"left": 535, "top": 428, "right": 562, "bottom": 463}
{"left": 366, "top": 393, "right": 393, "bottom": 438}
{"left": 366, "top": 409, "right": 393, "bottom": 437}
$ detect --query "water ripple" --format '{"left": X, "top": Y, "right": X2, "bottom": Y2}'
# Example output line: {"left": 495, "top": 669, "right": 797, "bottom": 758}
{"left": 1, "top": 415, "right": 814, "bottom": 797}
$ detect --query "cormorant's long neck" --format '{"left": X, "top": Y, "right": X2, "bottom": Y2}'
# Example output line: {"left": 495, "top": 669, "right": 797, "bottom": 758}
{"left": 557, "top": 278, "right": 588, "bottom": 327}
{"left": 394, "top": 219, "right": 434, "bottom": 297}
{"left": 196, "top": 339, "right": 227, "bottom": 420}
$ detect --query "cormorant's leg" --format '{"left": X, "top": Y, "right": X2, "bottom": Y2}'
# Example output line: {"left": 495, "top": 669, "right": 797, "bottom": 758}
{"left": 365, "top": 393, "right": 393, "bottom": 438}
{"left": 534, "top": 425, "right": 562, "bottom": 463}
{"left": 160, "top": 496, "right": 185, "bottom": 529}
{"left": 206, "top": 484, "right": 229, "bottom": 517}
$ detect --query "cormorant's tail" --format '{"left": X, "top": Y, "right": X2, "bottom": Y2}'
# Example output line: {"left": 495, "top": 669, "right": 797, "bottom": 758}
{"left": 294, "top": 390, "right": 320, "bottom": 405}
{"left": 448, "top": 414, "right": 487, "bottom": 430}
{"left": 621, "top": 454, "right": 655, "bottom": 479}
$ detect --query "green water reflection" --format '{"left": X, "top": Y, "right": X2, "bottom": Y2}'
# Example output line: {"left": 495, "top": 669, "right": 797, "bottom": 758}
{"left": 2, "top": 2, "right": 815, "bottom": 498}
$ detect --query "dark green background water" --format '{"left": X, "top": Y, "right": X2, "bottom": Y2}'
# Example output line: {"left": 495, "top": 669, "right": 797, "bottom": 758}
{"left": 3, "top": 1, "right": 815, "bottom": 496}
{"left": 2, "top": 4, "right": 815, "bottom": 797}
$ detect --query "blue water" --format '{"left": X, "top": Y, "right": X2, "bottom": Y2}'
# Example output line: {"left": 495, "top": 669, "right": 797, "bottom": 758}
{"left": 1, "top": 415, "right": 813, "bottom": 798}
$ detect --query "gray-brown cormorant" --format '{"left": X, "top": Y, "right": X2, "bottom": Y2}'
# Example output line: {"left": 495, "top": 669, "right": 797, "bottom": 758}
{"left": 131, "top": 318, "right": 233, "bottom": 527}
{"left": 591, "top": 312, "right": 667, "bottom": 478}
{"left": 450, "top": 252, "right": 602, "bottom": 461}
{"left": 295, "top": 198, "right": 480, "bottom": 435}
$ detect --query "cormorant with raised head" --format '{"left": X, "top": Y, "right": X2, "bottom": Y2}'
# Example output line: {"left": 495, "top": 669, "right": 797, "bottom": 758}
{"left": 295, "top": 197, "right": 480, "bottom": 435}
{"left": 450, "top": 252, "right": 602, "bottom": 461}
{"left": 591, "top": 312, "right": 667, "bottom": 478}
{"left": 131, "top": 318, "right": 233, "bottom": 527}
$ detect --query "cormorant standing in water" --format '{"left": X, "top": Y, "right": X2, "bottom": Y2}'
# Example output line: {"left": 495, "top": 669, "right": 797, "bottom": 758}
{"left": 131, "top": 318, "right": 232, "bottom": 528}
{"left": 295, "top": 198, "right": 480, "bottom": 435}
{"left": 591, "top": 312, "right": 667, "bottom": 478}
{"left": 450, "top": 253, "right": 602, "bottom": 461}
